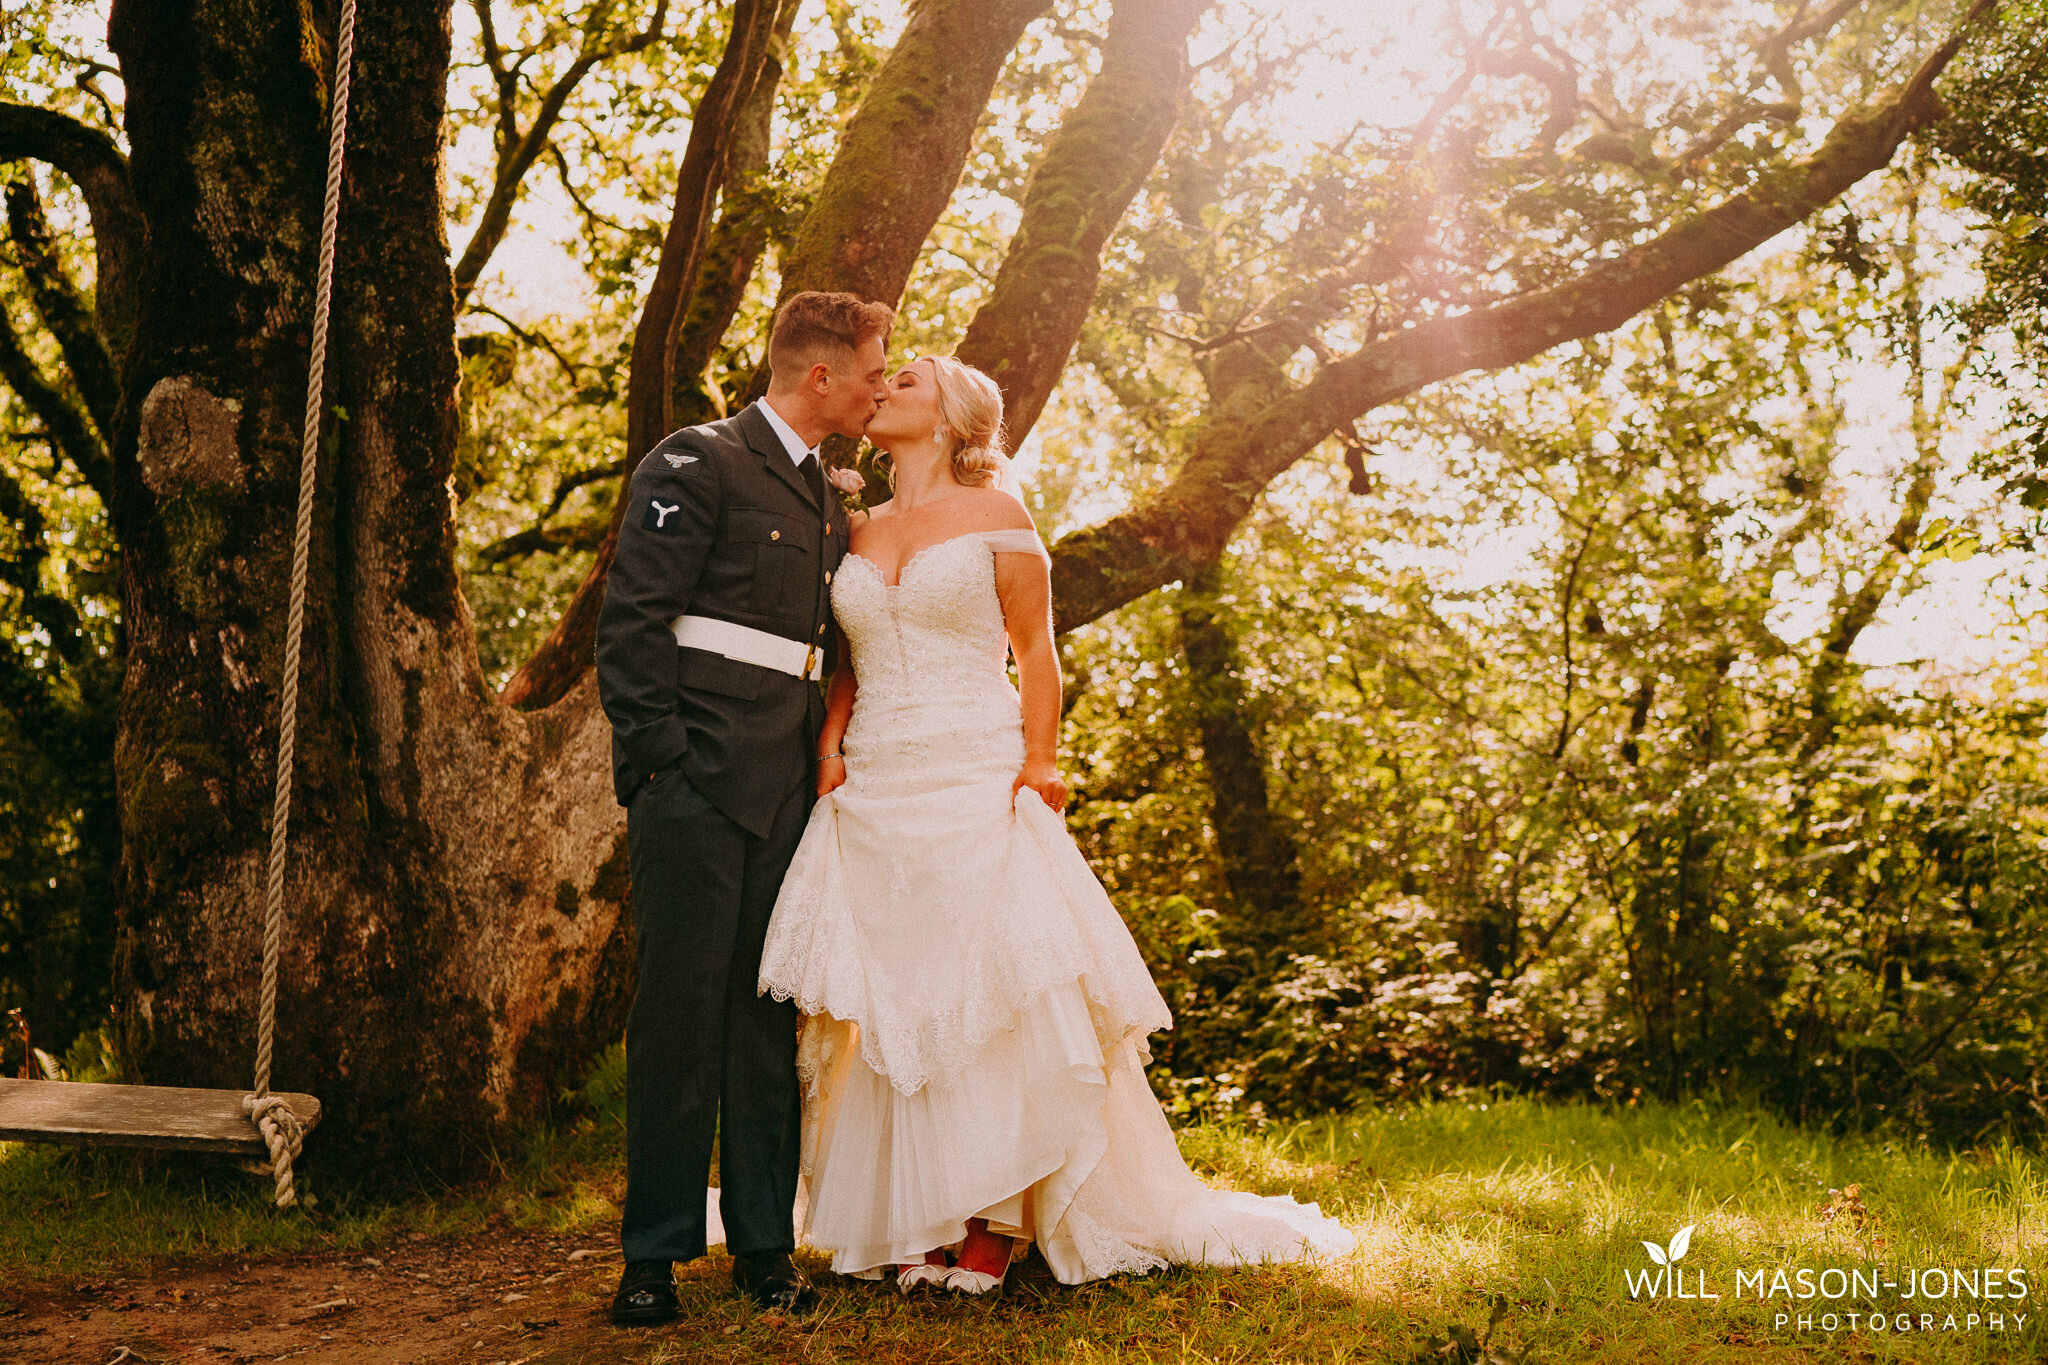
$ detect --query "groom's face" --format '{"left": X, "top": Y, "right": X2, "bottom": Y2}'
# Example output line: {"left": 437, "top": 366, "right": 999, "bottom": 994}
{"left": 819, "top": 332, "right": 890, "bottom": 439}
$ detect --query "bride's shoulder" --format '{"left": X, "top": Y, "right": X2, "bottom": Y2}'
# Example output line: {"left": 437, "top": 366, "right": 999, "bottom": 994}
{"left": 959, "top": 485, "right": 1035, "bottom": 532}
{"left": 958, "top": 490, "right": 1046, "bottom": 566}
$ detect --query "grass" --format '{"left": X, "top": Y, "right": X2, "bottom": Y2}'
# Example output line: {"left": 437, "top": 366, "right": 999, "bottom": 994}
{"left": 3, "top": 1094, "right": 2042, "bottom": 1361}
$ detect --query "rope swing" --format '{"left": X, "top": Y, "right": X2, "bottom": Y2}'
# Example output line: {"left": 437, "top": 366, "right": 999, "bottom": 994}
{"left": 0, "top": 5, "right": 349, "bottom": 1200}
{"left": 246, "top": 0, "right": 360, "bottom": 1209}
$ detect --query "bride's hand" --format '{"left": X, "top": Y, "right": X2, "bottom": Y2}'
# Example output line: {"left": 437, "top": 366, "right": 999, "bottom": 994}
{"left": 1011, "top": 759, "right": 1067, "bottom": 814}
{"left": 817, "top": 754, "right": 848, "bottom": 797}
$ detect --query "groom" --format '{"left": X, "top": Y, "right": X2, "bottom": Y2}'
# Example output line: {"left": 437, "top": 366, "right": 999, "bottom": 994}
{"left": 595, "top": 290, "right": 893, "bottom": 1324}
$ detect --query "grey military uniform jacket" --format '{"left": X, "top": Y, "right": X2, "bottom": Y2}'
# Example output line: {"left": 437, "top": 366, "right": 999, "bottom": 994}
{"left": 595, "top": 402, "right": 850, "bottom": 834}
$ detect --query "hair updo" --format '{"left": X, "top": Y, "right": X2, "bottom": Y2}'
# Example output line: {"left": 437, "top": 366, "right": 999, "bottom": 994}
{"left": 923, "top": 355, "right": 1007, "bottom": 488}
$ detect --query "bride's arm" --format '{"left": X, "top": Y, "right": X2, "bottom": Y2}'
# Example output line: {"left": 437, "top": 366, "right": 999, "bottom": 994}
{"left": 994, "top": 549, "right": 1068, "bottom": 814}
{"left": 816, "top": 627, "right": 857, "bottom": 796}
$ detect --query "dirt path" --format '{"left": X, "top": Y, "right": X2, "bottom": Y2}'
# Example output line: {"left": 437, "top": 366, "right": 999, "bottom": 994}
{"left": 0, "top": 1220, "right": 654, "bottom": 1364}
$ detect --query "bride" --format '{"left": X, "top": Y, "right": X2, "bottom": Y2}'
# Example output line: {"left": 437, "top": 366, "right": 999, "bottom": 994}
{"left": 756, "top": 354, "right": 1354, "bottom": 1292}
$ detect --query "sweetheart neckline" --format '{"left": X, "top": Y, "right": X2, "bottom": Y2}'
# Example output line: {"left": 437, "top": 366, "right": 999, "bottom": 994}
{"left": 843, "top": 531, "right": 1002, "bottom": 589}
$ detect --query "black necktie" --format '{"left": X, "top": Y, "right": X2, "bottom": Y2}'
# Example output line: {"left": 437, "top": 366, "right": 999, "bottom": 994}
{"left": 797, "top": 451, "right": 824, "bottom": 507}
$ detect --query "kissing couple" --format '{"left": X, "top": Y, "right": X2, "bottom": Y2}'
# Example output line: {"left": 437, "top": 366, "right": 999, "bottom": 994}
{"left": 594, "top": 291, "right": 1354, "bottom": 1324}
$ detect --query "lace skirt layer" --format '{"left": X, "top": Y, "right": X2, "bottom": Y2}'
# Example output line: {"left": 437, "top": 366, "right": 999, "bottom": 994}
{"left": 759, "top": 694, "right": 1170, "bottom": 1095}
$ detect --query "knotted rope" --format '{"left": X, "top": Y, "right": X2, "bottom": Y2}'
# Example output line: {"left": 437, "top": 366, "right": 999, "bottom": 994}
{"left": 253, "top": 0, "right": 358, "bottom": 1211}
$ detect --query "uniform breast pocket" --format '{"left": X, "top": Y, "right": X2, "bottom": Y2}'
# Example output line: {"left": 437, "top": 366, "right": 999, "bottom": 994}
{"left": 724, "top": 506, "right": 809, "bottom": 615}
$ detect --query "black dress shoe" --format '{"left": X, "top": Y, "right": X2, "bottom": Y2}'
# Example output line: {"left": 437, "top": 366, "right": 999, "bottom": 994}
{"left": 732, "top": 1249, "right": 818, "bottom": 1312}
{"left": 611, "top": 1259, "right": 679, "bottom": 1326}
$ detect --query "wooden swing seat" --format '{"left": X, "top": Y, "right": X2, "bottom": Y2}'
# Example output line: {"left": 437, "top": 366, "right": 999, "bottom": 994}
{"left": 0, "top": 1078, "right": 322, "bottom": 1155}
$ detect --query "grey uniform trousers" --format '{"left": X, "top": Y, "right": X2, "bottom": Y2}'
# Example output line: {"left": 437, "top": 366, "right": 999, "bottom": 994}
{"left": 620, "top": 763, "right": 810, "bottom": 1263}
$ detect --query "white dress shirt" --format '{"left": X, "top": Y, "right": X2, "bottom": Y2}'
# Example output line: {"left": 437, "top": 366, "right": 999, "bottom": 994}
{"left": 756, "top": 398, "right": 818, "bottom": 468}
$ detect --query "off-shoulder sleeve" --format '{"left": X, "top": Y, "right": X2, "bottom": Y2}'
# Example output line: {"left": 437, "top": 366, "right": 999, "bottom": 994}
{"left": 977, "top": 528, "right": 1050, "bottom": 560}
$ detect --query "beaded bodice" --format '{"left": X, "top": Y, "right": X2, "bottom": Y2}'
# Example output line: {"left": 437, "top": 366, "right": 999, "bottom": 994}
{"left": 832, "top": 529, "right": 1047, "bottom": 796}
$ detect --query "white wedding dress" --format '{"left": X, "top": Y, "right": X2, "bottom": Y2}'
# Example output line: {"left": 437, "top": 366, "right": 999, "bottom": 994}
{"left": 757, "top": 529, "right": 1355, "bottom": 1283}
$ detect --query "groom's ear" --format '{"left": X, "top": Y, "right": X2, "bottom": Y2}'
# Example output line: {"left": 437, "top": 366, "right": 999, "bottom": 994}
{"left": 807, "top": 360, "right": 835, "bottom": 394}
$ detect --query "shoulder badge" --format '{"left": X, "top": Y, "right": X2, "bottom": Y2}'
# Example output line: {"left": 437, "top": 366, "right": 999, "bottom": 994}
{"left": 663, "top": 452, "right": 699, "bottom": 467}
{"left": 643, "top": 499, "right": 682, "bottom": 533}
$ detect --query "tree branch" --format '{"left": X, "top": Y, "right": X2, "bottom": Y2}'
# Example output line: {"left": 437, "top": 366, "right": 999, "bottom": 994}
{"left": 757, "top": 0, "right": 1056, "bottom": 363}
{"left": 1761, "top": 0, "right": 1872, "bottom": 109}
{"left": 5, "top": 178, "right": 121, "bottom": 439}
{"left": 465, "top": 301, "right": 589, "bottom": 388}
{"left": 451, "top": 0, "right": 672, "bottom": 303}
{"left": 957, "top": 0, "right": 1212, "bottom": 450}
{"left": 1478, "top": 41, "right": 1579, "bottom": 154}
{"left": 471, "top": 0, "right": 521, "bottom": 154}
{"left": 665, "top": 2, "right": 800, "bottom": 430}
{"left": 0, "top": 101, "right": 144, "bottom": 361}
{"left": 1045, "top": 1, "right": 1997, "bottom": 631}
{"left": 501, "top": 0, "right": 790, "bottom": 711}
{"left": 0, "top": 296, "right": 111, "bottom": 500}
{"left": 1799, "top": 184, "right": 1981, "bottom": 761}
{"left": 547, "top": 142, "right": 634, "bottom": 236}
{"left": 476, "top": 512, "right": 611, "bottom": 565}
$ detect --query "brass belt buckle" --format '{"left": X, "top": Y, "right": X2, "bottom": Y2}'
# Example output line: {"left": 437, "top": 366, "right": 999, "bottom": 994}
{"left": 804, "top": 644, "right": 820, "bottom": 679}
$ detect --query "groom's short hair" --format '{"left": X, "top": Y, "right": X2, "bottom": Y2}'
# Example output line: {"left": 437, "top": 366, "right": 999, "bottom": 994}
{"left": 767, "top": 291, "right": 895, "bottom": 379}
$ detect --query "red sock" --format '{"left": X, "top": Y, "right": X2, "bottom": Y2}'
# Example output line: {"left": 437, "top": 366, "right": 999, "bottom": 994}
{"left": 956, "top": 1217, "right": 1013, "bottom": 1277}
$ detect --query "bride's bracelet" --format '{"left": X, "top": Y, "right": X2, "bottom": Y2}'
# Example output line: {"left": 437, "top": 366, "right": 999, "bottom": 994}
{"left": 817, "top": 750, "right": 843, "bottom": 762}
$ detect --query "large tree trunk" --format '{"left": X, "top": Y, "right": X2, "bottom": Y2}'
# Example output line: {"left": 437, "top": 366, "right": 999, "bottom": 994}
{"left": 1175, "top": 561, "right": 1303, "bottom": 957}
{"left": 107, "top": 0, "right": 623, "bottom": 1177}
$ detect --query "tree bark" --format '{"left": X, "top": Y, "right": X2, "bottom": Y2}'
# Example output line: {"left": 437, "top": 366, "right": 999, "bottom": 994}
{"left": 957, "top": 0, "right": 1209, "bottom": 449}
{"left": 104, "top": 0, "right": 626, "bottom": 1177}
{"left": 769, "top": 0, "right": 1054, "bottom": 309}
{"left": 1045, "top": 11, "right": 1991, "bottom": 631}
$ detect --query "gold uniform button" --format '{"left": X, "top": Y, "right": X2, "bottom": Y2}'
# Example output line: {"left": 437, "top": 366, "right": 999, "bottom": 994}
{"left": 770, "top": 529, "right": 781, "bottom": 541}
{"left": 817, "top": 624, "right": 826, "bottom": 635}
{"left": 825, "top": 524, "right": 833, "bottom": 536}
{"left": 824, "top": 571, "right": 832, "bottom": 584}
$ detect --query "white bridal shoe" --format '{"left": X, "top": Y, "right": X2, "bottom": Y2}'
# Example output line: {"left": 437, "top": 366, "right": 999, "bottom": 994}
{"left": 938, "top": 1265, "right": 1004, "bottom": 1295}
{"left": 895, "top": 1261, "right": 947, "bottom": 1294}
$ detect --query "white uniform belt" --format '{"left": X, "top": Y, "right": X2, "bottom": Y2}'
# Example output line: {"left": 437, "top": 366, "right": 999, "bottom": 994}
{"left": 669, "top": 614, "right": 821, "bottom": 680}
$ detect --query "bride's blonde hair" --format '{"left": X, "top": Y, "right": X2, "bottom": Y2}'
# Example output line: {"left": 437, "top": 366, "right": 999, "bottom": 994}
{"left": 923, "top": 355, "right": 1006, "bottom": 488}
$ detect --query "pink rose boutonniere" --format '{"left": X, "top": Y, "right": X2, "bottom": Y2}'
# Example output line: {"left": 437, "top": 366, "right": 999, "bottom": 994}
{"left": 827, "top": 464, "right": 866, "bottom": 513}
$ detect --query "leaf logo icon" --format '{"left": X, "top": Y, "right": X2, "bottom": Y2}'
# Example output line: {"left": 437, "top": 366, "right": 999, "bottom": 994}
{"left": 1668, "top": 1224, "right": 1694, "bottom": 1262}
{"left": 1641, "top": 1224, "right": 1695, "bottom": 1266}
